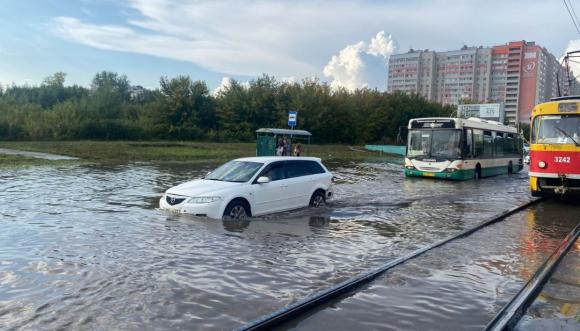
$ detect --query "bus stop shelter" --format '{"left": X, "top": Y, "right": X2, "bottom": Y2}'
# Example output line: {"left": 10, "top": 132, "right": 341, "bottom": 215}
{"left": 256, "top": 128, "right": 312, "bottom": 156}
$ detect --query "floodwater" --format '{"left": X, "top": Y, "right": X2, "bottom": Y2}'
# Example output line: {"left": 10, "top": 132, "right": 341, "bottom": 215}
{"left": 0, "top": 157, "right": 576, "bottom": 330}
{"left": 0, "top": 148, "right": 79, "bottom": 160}
{"left": 516, "top": 234, "right": 580, "bottom": 331}
{"left": 285, "top": 200, "right": 580, "bottom": 331}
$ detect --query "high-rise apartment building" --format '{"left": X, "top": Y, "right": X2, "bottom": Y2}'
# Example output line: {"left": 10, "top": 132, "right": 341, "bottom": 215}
{"left": 388, "top": 41, "right": 568, "bottom": 124}
{"left": 388, "top": 50, "right": 436, "bottom": 99}
{"left": 434, "top": 47, "right": 492, "bottom": 105}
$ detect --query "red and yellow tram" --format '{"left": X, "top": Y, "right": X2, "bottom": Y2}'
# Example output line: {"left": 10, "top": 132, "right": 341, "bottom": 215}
{"left": 529, "top": 96, "right": 580, "bottom": 196}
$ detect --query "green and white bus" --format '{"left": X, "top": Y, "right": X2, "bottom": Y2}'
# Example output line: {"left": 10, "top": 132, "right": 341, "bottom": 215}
{"left": 404, "top": 117, "right": 524, "bottom": 180}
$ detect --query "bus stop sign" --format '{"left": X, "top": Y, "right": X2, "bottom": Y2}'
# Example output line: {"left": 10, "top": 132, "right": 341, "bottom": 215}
{"left": 288, "top": 111, "right": 297, "bottom": 127}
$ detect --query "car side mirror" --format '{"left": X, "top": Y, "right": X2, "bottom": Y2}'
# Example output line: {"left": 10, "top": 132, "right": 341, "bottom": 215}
{"left": 257, "top": 176, "right": 271, "bottom": 184}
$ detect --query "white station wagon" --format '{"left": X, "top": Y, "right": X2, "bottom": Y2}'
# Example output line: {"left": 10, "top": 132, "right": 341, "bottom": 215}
{"left": 159, "top": 157, "right": 333, "bottom": 219}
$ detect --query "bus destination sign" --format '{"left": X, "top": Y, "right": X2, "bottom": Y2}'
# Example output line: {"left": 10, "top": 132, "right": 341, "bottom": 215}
{"left": 410, "top": 119, "right": 455, "bottom": 129}
{"left": 558, "top": 103, "right": 578, "bottom": 113}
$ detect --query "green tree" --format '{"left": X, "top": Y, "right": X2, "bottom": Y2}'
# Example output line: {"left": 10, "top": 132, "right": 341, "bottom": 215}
{"left": 91, "top": 71, "right": 130, "bottom": 101}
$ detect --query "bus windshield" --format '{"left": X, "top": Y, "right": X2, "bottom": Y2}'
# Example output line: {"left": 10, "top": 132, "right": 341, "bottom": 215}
{"left": 533, "top": 115, "right": 580, "bottom": 145}
{"left": 407, "top": 129, "right": 461, "bottom": 160}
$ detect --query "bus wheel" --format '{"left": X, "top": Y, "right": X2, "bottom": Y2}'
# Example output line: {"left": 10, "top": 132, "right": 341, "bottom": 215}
{"left": 508, "top": 162, "right": 513, "bottom": 175}
{"left": 474, "top": 165, "right": 482, "bottom": 181}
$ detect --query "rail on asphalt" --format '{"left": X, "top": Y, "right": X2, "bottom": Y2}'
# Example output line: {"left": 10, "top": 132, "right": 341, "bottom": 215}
{"left": 484, "top": 221, "right": 580, "bottom": 331}
{"left": 236, "top": 198, "right": 544, "bottom": 331}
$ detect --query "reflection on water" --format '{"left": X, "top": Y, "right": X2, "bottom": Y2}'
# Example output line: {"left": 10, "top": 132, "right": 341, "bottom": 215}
{"left": 285, "top": 201, "right": 580, "bottom": 331}
{"left": 0, "top": 159, "right": 547, "bottom": 330}
{"left": 516, "top": 248, "right": 580, "bottom": 331}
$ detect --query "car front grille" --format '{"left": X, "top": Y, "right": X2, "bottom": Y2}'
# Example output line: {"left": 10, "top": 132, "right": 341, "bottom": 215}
{"left": 166, "top": 195, "right": 186, "bottom": 206}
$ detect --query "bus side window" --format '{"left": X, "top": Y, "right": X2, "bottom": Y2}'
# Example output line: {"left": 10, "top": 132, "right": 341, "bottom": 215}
{"left": 495, "top": 132, "right": 504, "bottom": 157}
{"left": 464, "top": 128, "right": 473, "bottom": 158}
{"left": 483, "top": 131, "right": 493, "bottom": 158}
{"left": 473, "top": 129, "right": 483, "bottom": 157}
{"left": 506, "top": 134, "right": 514, "bottom": 156}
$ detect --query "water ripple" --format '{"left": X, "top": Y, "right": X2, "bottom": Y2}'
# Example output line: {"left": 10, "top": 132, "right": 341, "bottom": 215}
{"left": 0, "top": 160, "right": 540, "bottom": 330}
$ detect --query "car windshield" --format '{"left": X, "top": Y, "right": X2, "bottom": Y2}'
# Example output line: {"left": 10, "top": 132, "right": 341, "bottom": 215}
{"left": 533, "top": 114, "right": 580, "bottom": 145}
{"left": 407, "top": 129, "right": 461, "bottom": 159}
{"left": 205, "top": 161, "right": 263, "bottom": 183}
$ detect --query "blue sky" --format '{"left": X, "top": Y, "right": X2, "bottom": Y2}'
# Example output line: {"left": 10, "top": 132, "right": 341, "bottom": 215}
{"left": 1, "top": 0, "right": 579, "bottom": 91}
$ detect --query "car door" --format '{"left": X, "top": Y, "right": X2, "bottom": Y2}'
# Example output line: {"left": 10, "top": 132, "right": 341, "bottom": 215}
{"left": 251, "top": 162, "right": 288, "bottom": 215}
{"left": 284, "top": 161, "right": 314, "bottom": 209}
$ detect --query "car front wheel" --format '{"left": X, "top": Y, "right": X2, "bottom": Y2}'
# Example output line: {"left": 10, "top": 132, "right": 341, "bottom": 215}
{"left": 309, "top": 191, "right": 326, "bottom": 208}
{"left": 224, "top": 201, "right": 249, "bottom": 220}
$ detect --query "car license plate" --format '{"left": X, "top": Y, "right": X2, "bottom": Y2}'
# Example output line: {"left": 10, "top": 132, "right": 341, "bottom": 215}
{"left": 423, "top": 173, "right": 434, "bottom": 177}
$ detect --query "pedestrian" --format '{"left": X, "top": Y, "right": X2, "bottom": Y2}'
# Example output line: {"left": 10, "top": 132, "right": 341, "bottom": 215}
{"left": 283, "top": 137, "right": 290, "bottom": 156}
{"left": 294, "top": 142, "right": 302, "bottom": 156}
{"left": 276, "top": 136, "right": 284, "bottom": 156}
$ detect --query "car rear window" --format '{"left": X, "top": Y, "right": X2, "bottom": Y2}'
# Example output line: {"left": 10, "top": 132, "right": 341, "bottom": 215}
{"left": 286, "top": 161, "right": 325, "bottom": 178}
{"left": 305, "top": 161, "right": 325, "bottom": 174}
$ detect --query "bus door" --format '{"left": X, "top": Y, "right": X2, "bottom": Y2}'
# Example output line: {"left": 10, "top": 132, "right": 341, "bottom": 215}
{"left": 463, "top": 128, "right": 473, "bottom": 159}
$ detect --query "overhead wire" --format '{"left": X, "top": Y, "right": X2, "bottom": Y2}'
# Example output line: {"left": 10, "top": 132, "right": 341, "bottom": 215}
{"left": 558, "top": 0, "right": 580, "bottom": 96}
{"left": 567, "top": 0, "right": 580, "bottom": 34}
{"left": 563, "top": 0, "right": 580, "bottom": 35}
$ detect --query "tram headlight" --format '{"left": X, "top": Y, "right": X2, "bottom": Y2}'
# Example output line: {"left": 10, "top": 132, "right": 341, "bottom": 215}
{"left": 405, "top": 165, "right": 415, "bottom": 170}
{"left": 538, "top": 161, "right": 547, "bottom": 169}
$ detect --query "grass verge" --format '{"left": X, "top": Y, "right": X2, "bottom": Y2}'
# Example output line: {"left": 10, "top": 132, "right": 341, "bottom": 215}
{"left": 0, "top": 154, "right": 81, "bottom": 168}
{"left": 0, "top": 141, "right": 378, "bottom": 164}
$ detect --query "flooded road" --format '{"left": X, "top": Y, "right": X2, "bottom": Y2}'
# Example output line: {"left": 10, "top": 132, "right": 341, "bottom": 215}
{"left": 285, "top": 200, "right": 580, "bottom": 330}
{"left": 0, "top": 157, "right": 573, "bottom": 330}
{"left": 516, "top": 234, "right": 580, "bottom": 331}
{"left": 0, "top": 148, "right": 79, "bottom": 160}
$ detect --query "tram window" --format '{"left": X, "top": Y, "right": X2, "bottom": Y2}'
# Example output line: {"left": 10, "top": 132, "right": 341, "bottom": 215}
{"left": 463, "top": 128, "right": 473, "bottom": 158}
{"left": 483, "top": 131, "right": 493, "bottom": 157}
{"left": 535, "top": 115, "right": 580, "bottom": 144}
{"left": 531, "top": 117, "right": 540, "bottom": 143}
{"left": 473, "top": 129, "right": 483, "bottom": 157}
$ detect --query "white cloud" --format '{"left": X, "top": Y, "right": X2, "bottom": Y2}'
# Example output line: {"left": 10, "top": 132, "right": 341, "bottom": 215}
{"left": 53, "top": 16, "right": 314, "bottom": 77}
{"left": 212, "top": 77, "right": 234, "bottom": 96}
{"left": 323, "top": 31, "right": 397, "bottom": 91}
{"left": 368, "top": 31, "right": 397, "bottom": 57}
{"left": 212, "top": 77, "right": 250, "bottom": 96}
{"left": 49, "top": 0, "right": 572, "bottom": 85}
{"left": 564, "top": 39, "right": 580, "bottom": 77}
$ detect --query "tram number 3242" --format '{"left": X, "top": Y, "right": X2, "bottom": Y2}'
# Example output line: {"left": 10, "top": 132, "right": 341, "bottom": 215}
{"left": 554, "top": 156, "right": 571, "bottom": 163}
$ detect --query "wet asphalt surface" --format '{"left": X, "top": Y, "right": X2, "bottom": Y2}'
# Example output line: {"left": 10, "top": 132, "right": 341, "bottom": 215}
{"left": 0, "top": 157, "right": 578, "bottom": 330}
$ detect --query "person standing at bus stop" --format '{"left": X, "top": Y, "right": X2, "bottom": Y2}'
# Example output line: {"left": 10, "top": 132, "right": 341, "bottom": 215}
{"left": 283, "top": 136, "right": 290, "bottom": 156}
{"left": 294, "top": 142, "right": 302, "bottom": 157}
{"left": 276, "top": 136, "right": 284, "bottom": 156}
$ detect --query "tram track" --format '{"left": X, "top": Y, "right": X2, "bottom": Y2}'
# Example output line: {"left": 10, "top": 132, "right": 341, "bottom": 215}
{"left": 236, "top": 198, "right": 552, "bottom": 331}
{"left": 484, "top": 221, "right": 580, "bottom": 331}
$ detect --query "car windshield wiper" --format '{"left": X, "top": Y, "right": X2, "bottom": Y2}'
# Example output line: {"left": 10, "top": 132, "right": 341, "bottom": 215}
{"left": 554, "top": 126, "right": 580, "bottom": 146}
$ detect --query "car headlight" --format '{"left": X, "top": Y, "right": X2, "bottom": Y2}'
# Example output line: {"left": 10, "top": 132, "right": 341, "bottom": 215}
{"left": 186, "top": 196, "right": 222, "bottom": 204}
